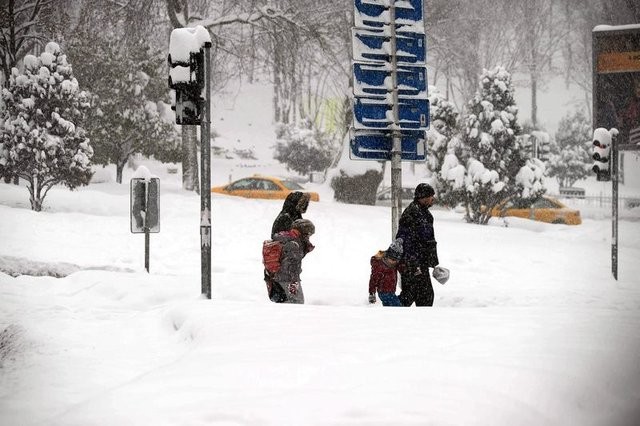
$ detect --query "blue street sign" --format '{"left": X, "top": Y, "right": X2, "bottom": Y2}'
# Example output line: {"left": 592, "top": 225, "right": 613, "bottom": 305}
{"left": 354, "top": 0, "right": 424, "bottom": 30}
{"left": 352, "top": 28, "right": 426, "bottom": 64}
{"left": 353, "top": 63, "right": 427, "bottom": 97}
{"left": 350, "top": 129, "right": 426, "bottom": 161}
{"left": 353, "top": 96, "right": 429, "bottom": 130}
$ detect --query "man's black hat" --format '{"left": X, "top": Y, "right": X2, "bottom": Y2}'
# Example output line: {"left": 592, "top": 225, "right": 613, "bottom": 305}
{"left": 414, "top": 183, "right": 435, "bottom": 199}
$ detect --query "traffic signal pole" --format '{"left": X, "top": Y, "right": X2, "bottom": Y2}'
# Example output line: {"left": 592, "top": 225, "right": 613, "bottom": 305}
{"left": 144, "top": 180, "right": 150, "bottom": 273}
{"left": 389, "top": 3, "right": 402, "bottom": 239}
{"left": 611, "top": 132, "right": 618, "bottom": 280}
{"left": 201, "top": 41, "right": 212, "bottom": 299}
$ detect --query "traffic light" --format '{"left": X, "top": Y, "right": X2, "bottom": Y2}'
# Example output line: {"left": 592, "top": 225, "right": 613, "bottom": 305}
{"left": 592, "top": 128, "right": 611, "bottom": 182}
{"left": 173, "top": 89, "right": 202, "bottom": 125}
{"left": 168, "top": 49, "right": 204, "bottom": 125}
{"left": 167, "top": 49, "right": 204, "bottom": 91}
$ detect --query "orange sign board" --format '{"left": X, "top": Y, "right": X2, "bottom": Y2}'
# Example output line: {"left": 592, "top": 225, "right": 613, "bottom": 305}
{"left": 597, "top": 51, "right": 640, "bottom": 73}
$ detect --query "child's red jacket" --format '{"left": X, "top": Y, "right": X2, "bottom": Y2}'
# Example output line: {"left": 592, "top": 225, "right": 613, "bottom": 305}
{"left": 368, "top": 251, "right": 399, "bottom": 294}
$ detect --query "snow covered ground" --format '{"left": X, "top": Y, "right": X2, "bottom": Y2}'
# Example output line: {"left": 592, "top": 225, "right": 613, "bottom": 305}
{"left": 2, "top": 78, "right": 640, "bottom": 426}
{"left": 1, "top": 157, "right": 640, "bottom": 425}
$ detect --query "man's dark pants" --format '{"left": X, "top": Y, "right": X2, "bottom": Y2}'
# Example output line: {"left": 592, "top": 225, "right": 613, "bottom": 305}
{"left": 399, "top": 270, "right": 434, "bottom": 307}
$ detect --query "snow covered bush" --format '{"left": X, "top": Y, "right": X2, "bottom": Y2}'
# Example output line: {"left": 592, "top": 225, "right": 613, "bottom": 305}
{"left": 547, "top": 109, "right": 592, "bottom": 188}
{"left": 273, "top": 118, "right": 337, "bottom": 178}
{"left": 0, "top": 42, "right": 93, "bottom": 211}
{"left": 327, "top": 134, "right": 383, "bottom": 205}
{"left": 426, "top": 92, "right": 466, "bottom": 207}
{"left": 461, "top": 66, "right": 545, "bottom": 224}
{"left": 331, "top": 169, "right": 383, "bottom": 205}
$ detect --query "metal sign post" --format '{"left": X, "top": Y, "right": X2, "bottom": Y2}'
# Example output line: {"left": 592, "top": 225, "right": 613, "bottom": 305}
{"left": 389, "top": 3, "right": 402, "bottom": 238}
{"left": 201, "top": 41, "right": 212, "bottom": 299}
{"left": 351, "top": 0, "right": 429, "bottom": 240}
{"left": 611, "top": 132, "right": 618, "bottom": 280}
{"left": 130, "top": 177, "right": 160, "bottom": 273}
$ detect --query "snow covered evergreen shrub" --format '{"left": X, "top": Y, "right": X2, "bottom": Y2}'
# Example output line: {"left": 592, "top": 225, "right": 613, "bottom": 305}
{"left": 547, "top": 109, "right": 592, "bottom": 188}
{"left": 273, "top": 118, "right": 337, "bottom": 177}
{"left": 427, "top": 93, "right": 466, "bottom": 207}
{"left": 461, "top": 66, "right": 545, "bottom": 224}
{"left": 67, "top": 34, "right": 179, "bottom": 183}
{"left": 0, "top": 42, "right": 93, "bottom": 211}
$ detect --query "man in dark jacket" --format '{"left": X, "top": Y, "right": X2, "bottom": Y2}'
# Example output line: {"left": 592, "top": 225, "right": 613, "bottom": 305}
{"left": 271, "top": 191, "right": 310, "bottom": 238}
{"left": 395, "top": 183, "right": 439, "bottom": 306}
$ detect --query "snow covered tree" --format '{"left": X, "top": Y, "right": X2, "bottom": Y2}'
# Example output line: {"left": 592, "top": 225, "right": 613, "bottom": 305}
{"left": 547, "top": 109, "right": 592, "bottom": 188}
{"left": 461, "top": 66, "right": 545, "bottom": 224}
{"left": 426, "top": 92, "right": 466, "bottom": 207}
{"left": 0, "top": 42, "right": 93, "bottom": 211}
{"left": 68, "top": 33, "right": 179, "bottom": 184}
{"left": 273, "top": 117, "right": 337, "bottom": 178}
{"left": 0, "top": 0, "right": 70, "bottom": 86}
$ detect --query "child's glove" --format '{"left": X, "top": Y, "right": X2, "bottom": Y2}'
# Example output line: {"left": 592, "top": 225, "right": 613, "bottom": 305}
{"left": 368, "top": 293, "right": 376, "bottom": 304}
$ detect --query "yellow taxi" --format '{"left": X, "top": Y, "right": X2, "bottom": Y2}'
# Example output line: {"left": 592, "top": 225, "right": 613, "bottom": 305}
{"left": 211, "top": 175, "right": 320, "bottom": 202}
{"left": 490, "top": 195, "right": 581, "bottom": 225}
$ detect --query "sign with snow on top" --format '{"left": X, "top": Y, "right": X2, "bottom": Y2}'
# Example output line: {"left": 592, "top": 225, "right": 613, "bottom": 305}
{"left": 350, "top": 129, "right": 426, "bottom": 161}
{"left": 352, "top": 28, "right": 426, "bottom": 64}
{"left": 353, "top": 96, "right": 429, "bottom": 130}
{"left": 354, "top": 0, "right": 424, "bottom": 32}
{"left": 353, "top": 62, "right": 426, "bottom": 97}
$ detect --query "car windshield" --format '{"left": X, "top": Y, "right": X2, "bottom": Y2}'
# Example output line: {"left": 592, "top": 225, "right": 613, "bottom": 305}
{"left": 532, "top": 198, "right": 559, "bottom": 209}
{"left": 377, "top": 188, "right": 414, "bottom": 200}
{"left": 505, "top": 198, "right": 533, "bottom": 209}
{"left": 505, "top": 197, "right": 559, "bottom": 209}
{"left": 227, "top": 179, "right": 254, "bottom": 190}
{"left": 281, "top": 180, "right": 304, "bottom": 190}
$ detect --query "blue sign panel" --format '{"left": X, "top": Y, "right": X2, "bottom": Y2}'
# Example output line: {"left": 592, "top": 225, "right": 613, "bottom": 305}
{"left": 353, "top": 63, "right": 427, "bottom": 97}
{"left": 354, "top": 0, "right": 424, "bottom": 30}
{"left": 352, "top": 28, "right": 426, "bottom": 64}
{"left": 354, "top": 0, "right": 386, "bottom": 29}
{"left": 350, "top": 129, "right": 426, "bottom": 161}
{"left": 353, "top": 96, "right": 429, "bottom": 130}
{"left": 395, "top": 0, "right": 423, "bottom": 25}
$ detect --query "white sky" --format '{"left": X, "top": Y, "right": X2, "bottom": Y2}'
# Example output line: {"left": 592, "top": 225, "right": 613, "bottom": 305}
{"left": 2, "top": 75, "right": 640, "bottom": 425}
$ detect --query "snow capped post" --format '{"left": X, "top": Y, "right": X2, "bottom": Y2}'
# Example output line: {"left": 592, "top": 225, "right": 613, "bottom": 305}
{"left": 592, "top": 24, "right": 640, "bottom": 280}
{"left": 130, "top": 166, "right": 160, "bottom": 273}
{"left": 168, "top": 26, "right": 213, "bottom": 298}
{"left": 351, "top": 0, "right": 429, "bottom": 238}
